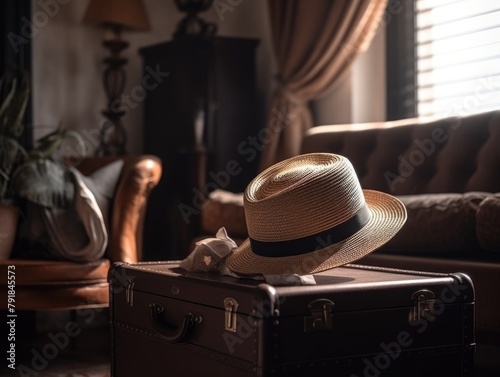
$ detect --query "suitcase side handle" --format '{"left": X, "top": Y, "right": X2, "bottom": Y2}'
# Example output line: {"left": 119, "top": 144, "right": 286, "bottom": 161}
{"left": 149, "top": 302, "right": 203, "bottom": 343}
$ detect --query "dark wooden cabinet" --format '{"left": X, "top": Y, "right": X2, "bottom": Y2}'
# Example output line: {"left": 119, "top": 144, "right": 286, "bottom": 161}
{"left": 140, "top": 37, "right": 259, "bottom": 260}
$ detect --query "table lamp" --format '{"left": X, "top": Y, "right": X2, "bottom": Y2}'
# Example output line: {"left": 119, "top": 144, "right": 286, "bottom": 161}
{"left": 83, "top": 0, "right": 150, "bottom": 155}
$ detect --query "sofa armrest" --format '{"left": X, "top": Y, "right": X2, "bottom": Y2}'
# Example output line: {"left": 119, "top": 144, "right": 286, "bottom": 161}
{"left": 106, "top": 155, "right": 162, "bottom": 263}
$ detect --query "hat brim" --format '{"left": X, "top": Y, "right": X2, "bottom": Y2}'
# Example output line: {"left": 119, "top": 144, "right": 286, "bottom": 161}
{"left": 225, "top": 189, "right": 407, "bottom": 275}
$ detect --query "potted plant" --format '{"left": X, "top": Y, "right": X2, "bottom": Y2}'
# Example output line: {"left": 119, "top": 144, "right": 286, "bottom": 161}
{"left": 0, "top": 67, "right": 85, "bottom": 260}
{"left": 0, "top": 68, "right": 29, "bottom": 259}
{"left": 10, "top": 122, "right": 84, "bottom": 209}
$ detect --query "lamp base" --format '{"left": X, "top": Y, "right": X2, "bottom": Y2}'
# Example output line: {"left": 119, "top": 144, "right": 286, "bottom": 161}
{"left": 95, "top": 112, "right": 127, "bottom": 156}
{"left": 95, "top": 38, "right": 129, "bottom": 156}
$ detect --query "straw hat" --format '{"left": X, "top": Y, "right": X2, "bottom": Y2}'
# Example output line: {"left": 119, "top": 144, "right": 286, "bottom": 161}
{"left": 225, "top": 153, "right": 407, "bottom": 275}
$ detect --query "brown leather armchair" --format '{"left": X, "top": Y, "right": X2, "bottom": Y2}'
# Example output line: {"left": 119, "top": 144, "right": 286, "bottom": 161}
{"left": 0, "top": 155, "right": 162, "bottom": 311}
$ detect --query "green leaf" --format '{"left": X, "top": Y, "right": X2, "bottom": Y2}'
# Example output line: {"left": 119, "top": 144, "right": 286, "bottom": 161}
{"left": 0, "top": 135, "right": 27, "bottom": 199}
{"left": 10, "top": 159, "right": 75, "bottom": 208}
{"left": 0, "top": 69, "right": 29, "bottom": 139}
{"left": 30, "top": 122, "right": 87, "bottom": 160}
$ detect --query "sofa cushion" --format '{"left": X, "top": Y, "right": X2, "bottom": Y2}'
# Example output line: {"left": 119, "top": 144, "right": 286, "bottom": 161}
{"left": 0, "top": 258, "right": 110, "bottom": 285}
{"left": 0, "top": 259, "right": 110, "bottom": 310}
{"left": 76, "top": 159, "right": 123, "bottom": 231}
{"left": 476, "top": 193, "right": 500, "bottom": 252}
{"left": 15, "top": 161, "right": 123, "bottom": 262}
{"left": 381, "top": 192, "right": 489, "bottom": 254}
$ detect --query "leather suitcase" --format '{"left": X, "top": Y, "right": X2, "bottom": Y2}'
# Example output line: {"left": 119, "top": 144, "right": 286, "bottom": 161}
{"left": 109, "top": 261, "right": 475, "bottom": 376}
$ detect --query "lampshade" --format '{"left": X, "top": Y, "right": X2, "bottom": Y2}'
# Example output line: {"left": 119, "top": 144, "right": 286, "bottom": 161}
{"left": 83, "top": 0, "right": 150, "bottom": 31}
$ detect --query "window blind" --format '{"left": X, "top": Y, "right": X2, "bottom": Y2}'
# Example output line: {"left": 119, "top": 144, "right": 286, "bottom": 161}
{"left": 416, "top": 0, "right": 500, "bottom": 117}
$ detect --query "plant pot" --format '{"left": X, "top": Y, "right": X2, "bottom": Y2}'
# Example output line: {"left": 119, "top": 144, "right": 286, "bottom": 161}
{"left": 0, "top": 203, "right": 19, "bottom": 259}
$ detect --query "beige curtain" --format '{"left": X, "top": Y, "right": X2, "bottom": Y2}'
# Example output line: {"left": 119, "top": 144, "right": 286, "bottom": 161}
{"left": 259, "top": 0, "right": 388, "bottom": 170}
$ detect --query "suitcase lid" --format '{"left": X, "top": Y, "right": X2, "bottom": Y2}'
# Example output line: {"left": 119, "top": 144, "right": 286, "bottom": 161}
{"left": 109, "top": 261, "right": 474, "bottom": 317}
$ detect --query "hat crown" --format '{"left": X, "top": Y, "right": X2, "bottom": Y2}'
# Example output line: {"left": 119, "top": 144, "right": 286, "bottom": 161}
{"left": 245, "top": 154, "right": 365, "bottom": 243}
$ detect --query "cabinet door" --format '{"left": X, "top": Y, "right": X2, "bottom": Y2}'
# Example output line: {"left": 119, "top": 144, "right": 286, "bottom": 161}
{"left": 143, "top": 43, "right": 211, "bottom": 154}
{"left": 140, "top": 38, "right": 259, "bottom": 260}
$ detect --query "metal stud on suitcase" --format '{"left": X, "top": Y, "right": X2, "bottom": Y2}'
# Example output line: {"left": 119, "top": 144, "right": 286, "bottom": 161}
{"left": 109, "top": 261, "right": 475, "bottom": 377}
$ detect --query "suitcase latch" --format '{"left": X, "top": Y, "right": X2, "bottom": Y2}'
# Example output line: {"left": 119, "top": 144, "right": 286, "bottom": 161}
{"left": 304, "top": 299, "right": 334, "bottom": 332}
{"left": 224, "top": 297, "right": 239, "bottom": 332}
{"left": 410, "top": 289, "right": 435, "bottom": 323}
{"left": 126, "top": 279, "right": 135, "bottom": 306}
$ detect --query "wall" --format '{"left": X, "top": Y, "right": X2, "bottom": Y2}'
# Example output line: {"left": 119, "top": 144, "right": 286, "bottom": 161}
{"left": 32, "top": 0, "right": 274, "bottom": 155}
{"left": 352, "top": 26, "right": 386, "bottom": 123}
{"left": 31, "top": 0, "right": 385, "bottom": 154}
{"left": 312, "top": 25, "right": 386, "bottom": 126}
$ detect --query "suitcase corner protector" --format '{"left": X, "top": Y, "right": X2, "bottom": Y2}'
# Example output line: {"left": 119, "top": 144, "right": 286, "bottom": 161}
{"left": 108, "top": 262, "right": 131, "bottom": 282}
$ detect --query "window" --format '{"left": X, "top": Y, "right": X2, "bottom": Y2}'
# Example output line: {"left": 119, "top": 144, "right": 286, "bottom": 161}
{"left": 386, "top": 0, "right": 500, "bottom": 120}
{"left": 415, "top": 0, "right": 500, "bottom": 117}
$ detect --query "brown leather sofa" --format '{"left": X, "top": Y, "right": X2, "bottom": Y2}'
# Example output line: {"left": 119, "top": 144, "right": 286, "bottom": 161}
{"left": 200, "top": 110, "right": 500, "bottom": 344}
{"left": 0, "top": 155, "right": 162, "bottom": 311}
{"left": 301, "top": 110, "right": 500, "bottom": 340}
